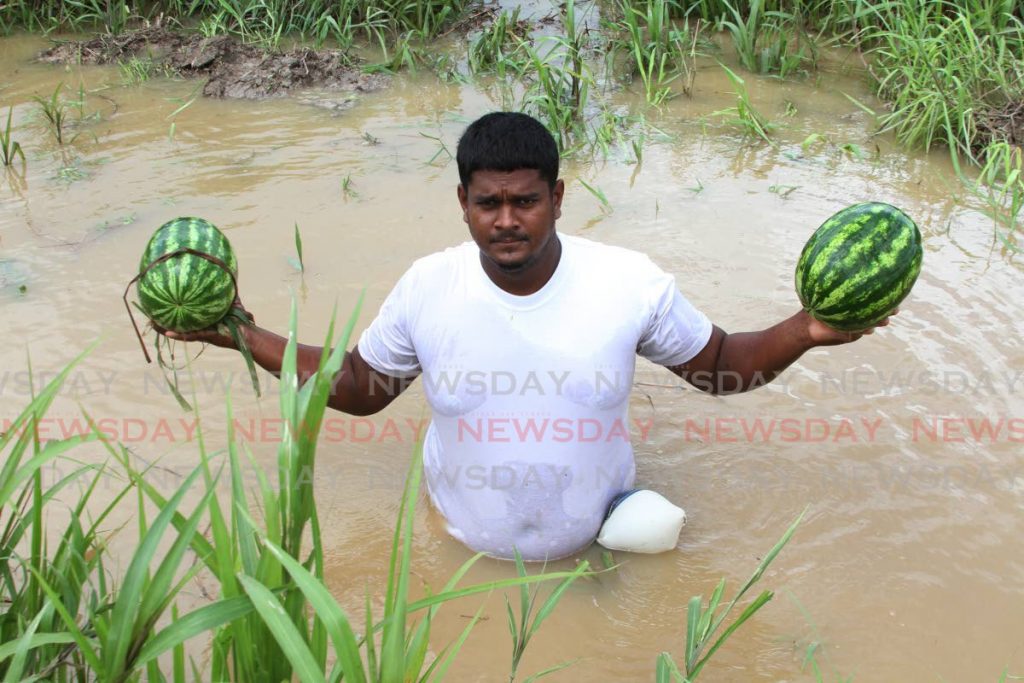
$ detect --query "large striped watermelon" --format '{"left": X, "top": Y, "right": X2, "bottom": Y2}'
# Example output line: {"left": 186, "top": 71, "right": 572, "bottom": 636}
{"left": 136, "top": 217, "right": 238, "bottom": 333}
{"left": 795, "top": 202, "right": 922, "bottom": 332}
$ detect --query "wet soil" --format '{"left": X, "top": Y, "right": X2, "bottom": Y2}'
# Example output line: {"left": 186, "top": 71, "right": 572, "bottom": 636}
{"left": 38, "top": 27, "right": 388, "bottom": 99}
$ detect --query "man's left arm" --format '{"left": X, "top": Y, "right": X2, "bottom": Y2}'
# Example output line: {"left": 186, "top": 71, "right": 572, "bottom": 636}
{"left": 668, "top": 309, "right": 894, "bottom": 395}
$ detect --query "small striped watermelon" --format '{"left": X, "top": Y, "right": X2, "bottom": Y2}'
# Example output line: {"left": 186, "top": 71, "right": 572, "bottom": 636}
{"left": 795, "top": 202, "right": 922, "bottom": 332}
{"left": 137, "top": 217, "right": 238, "bottom": 333}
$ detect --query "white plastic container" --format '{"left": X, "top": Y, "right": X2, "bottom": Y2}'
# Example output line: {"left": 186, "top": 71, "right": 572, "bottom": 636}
{"left": 596, "top": 489, "right": 687, "bottom": 554}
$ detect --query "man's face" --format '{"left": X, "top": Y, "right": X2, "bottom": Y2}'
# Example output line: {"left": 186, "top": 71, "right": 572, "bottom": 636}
{"left": 458, "top": 168, "right": 565, "bottom": 273}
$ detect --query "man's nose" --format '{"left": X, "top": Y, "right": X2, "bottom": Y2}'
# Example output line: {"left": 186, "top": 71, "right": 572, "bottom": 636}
{"left": 494, "top": 201, "right": 516, "bottom": 228}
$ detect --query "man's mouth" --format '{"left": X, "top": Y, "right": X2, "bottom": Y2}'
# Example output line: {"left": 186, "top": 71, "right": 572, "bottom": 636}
{"left": 493, "top": 235, "right": 526, "bottom": 244}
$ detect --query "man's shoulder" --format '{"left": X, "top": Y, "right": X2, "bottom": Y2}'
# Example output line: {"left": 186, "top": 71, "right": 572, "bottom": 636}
{"left": 403, "top": 241, "right": 477, "bottom": 281}
{"left": 562, "top": 234, "right": 663, "bottom": 273}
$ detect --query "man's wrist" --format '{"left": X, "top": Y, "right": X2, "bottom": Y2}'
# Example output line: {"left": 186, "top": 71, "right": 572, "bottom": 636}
{"left": 791, "top": 309, "right": 819, "bottom": 351}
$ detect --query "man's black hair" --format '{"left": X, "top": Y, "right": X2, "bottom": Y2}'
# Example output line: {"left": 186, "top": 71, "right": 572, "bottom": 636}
{"left": 456, "top": 112, "right": 559, "bottom": 189}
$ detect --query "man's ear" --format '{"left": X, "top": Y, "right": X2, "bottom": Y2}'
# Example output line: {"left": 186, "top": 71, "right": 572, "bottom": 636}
{"left": 457, "top": 184, "right": 469, "bottom": 224}
{"left": 552, "top": 179, "right": 565, "bottom": 220}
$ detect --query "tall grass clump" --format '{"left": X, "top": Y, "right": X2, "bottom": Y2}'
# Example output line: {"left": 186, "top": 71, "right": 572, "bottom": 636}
{"left": 607, "top": 0, "right": 698, "bottom": 104}
{"left": 468, "top": 8, "right": 528, "bottom": 77}
{"left": 0, "top": 0, "right": 128, "bottom": 33}
{"left": 0, "top": 348, "right": 228, "bottom": 681}
{"left": 710, "top": 63, "right": 777, "bottom": 143}
{"left": 719, "top": 0, "right": 812, "bottom": 76}
{"left": 510, "top": 0, "right": 601, "bottom": 154}
{"left": 968, "top": 140, "right": 1024, "bottom": 246}
{"left": 0, "top": 0, "right": 471, "bottom": 49}
{"left": 865, "top": 0, "right": 1024, "bottom": 163}
{"left": 33, "top": 82, "right": 75, "bottom": 146}
{"left": 177, "top": 0, "right": 471, "bottom": 47}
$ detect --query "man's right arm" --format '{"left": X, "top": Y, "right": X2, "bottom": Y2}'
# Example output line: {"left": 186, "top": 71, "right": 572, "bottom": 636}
{"left": 163, "top": 321, "right": 414, "bottom": 416}
{"left": 241, "top": 325, "right": 413, "bottom": 415}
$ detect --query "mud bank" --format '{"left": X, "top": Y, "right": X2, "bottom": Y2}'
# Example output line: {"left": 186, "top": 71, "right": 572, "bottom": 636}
{"left": 38, "top": 27, "right": 388, "bottom": 99}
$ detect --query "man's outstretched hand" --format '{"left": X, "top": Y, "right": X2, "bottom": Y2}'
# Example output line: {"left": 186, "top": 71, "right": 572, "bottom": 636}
{"left": 152, "top": 297, "right": 254, "bottom": 350}
{"left": 805, "top": 308, "right": 898, "bottom": 346}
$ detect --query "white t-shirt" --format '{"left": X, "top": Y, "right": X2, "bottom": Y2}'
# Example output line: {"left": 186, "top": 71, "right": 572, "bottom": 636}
{"left": 358, "top": 234, "right": 712, "bottom": 560}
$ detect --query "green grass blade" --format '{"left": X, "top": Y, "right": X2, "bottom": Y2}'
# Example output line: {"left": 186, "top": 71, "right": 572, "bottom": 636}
{"left": 381, "top": 445, "right": 424, "bottom": 682}
{"left": 523, "top": 658, "right": 579, "bottom": 682}
{"left": 103, "top": 465, "right": 205, "bottom": 676}
{"left": 239, "top": 574, "right": 327, "bottom": 683}
{"left": 365, "top": 590, "right": 378, "bottom": 679}
{"left": 691, "top": 590, "right": 774, "bottom": 678}
{"left": 261, "top": 540, "right": 367, "bottom": 683}
{"left": 294, "top": 221, "right": 305, "bottom": 272}
{"left": 526, "top": 561, "right": 589, "bottom": 639}
{"left": 0, "top": 434, "right": 96, "bottom": 505}
{"left": 134, "top": 595, "right": 257, "bottom": 669}
{"left": 137, "top": 485, "right": 216, "bottom": 625}
{"left": 426, "top": 601, "right": 487, "bottom": 682}
{"left": 0, "top": 633, "right": 76, "bottom": 664}
{"left": 684, "top": 595, "right": 702, "bottom": 670}
{"left": 25, "top": 566, "right": 102, "bottom": 672}
{"left": 2, "top": 604, "right": 50, "bottom": 683}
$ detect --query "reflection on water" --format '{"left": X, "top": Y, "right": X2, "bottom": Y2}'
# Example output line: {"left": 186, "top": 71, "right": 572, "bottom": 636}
{"left": 1, "top": 32, "right": 1022, "bottom": 682}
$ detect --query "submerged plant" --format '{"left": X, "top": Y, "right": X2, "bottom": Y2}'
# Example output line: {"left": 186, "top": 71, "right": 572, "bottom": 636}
{"left": 468, "top": 7, "right": 528, "bottom": 77}
{"left": 33, "top": 83, "right": 75, "bottom": 146}
{"left": 719, "top": 0, "right": 810, "bottom": 77}
{"left": 119, "top": 56, "right": 156, "bottom": 85}
{"left": 505, "top": 550, "right": 583, "bottom": 682}
{"left": 710, "top": 64, "right": 777, "bottom": 144}
{"left": 656, "top": 509, "right": 806, "bottom": 681}
{"left": 608, "top": 0, "right": 698, "bottom": 104}
{"left": 1, "top": 106, "right": 25, "bottom": 167}
{"left": 970, "top": 141, "right": 1024, "bottom": 247}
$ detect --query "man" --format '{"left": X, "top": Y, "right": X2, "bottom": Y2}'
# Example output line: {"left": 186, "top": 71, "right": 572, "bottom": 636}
{"left": 163, "top": 112, "right": 891, "bottom": 561}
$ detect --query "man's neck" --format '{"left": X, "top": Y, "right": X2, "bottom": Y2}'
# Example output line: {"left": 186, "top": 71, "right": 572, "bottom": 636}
{"left": 481, "top": 234, "right": 563, "bottom": 296}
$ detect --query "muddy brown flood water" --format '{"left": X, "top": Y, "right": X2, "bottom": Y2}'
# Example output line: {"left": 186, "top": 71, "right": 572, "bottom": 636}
{"left": 2, "top": 24, "right": 1023, "bottom": 682}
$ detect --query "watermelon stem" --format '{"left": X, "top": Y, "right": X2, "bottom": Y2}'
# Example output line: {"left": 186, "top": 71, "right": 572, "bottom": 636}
{"left": 154, "top": 334, "right": 193, "bottom": 412}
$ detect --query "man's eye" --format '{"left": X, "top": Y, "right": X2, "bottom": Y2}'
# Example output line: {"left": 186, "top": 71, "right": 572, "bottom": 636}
{"left": 518, "top": 198, "right": 537, "bottom": 206}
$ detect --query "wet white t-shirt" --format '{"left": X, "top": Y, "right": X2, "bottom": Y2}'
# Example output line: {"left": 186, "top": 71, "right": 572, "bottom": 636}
{"left": 358, "top": 234, "right": 712, "bottom": 560}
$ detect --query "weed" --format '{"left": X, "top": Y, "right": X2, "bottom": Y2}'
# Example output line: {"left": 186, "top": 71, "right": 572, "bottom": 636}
{"left": 33, "top": 82, "right": 76, "bottom": 146}
{"left": 710, "top": 64, "right": 777, "bottom": 144}
{"left": 369, "top": 29, "right": 433, "bottom": 73}
{"left": 293, "top": 221, "right": 305, "bottom": 272}
{"left": 786, "top": 591, "right": 854, "bottom": 683}
{"left": 469, "top": 7, "right": 528, "bottom": 77}
{"left": 119, "top": 56, "right": 156, "bottom": 85}
{"left": 579, "top": 177, "right": 612, "bottom": 212}
{"left": 971, "top": 141, "right": 1024, "bottom": 245}
{"left": 341, "top": 173, "right": 360, "bottom": 198}
{"left": 769, "top": 183, "right": 800, "bottom": 198}
{"left": 865, "top": 0, "right": 1024, "bottom": 163}
{"left": 506, "top": 550, "right": 585, "bottom": 681}
{"left": 656, "top": 508, "right": 806, "bottom": 680}
{"left": 1, "top": 106, "right": 25, "bottom": 167}
{"left": 420, "top": 131, "right": 453, "bottom": 165}
{"left": 608, "top": 0, "right": 699, "bottom": 104}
